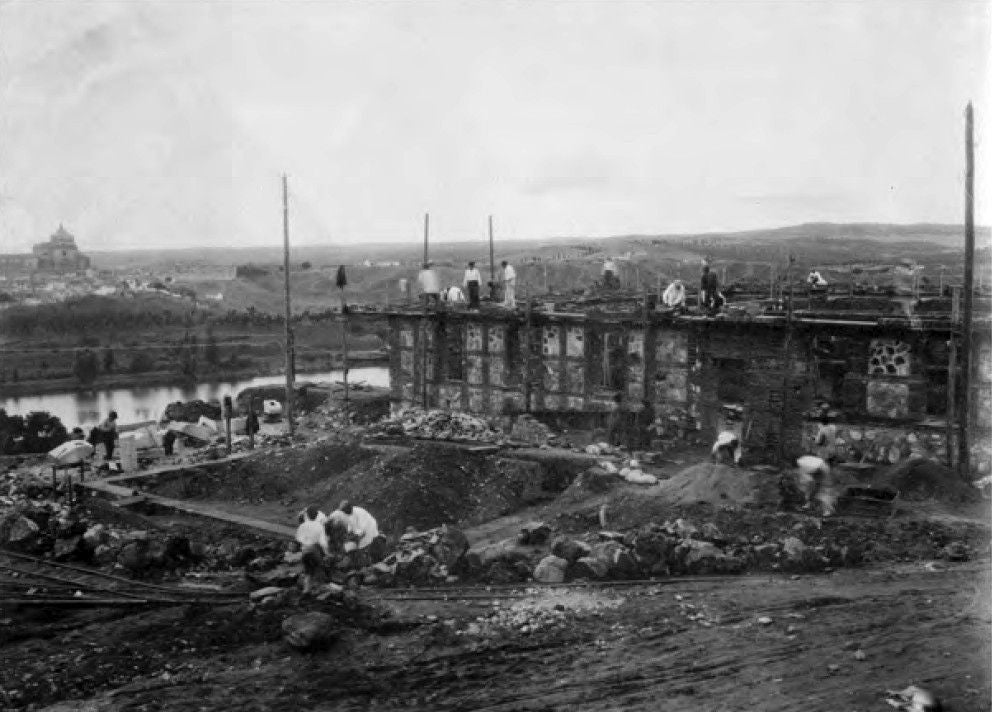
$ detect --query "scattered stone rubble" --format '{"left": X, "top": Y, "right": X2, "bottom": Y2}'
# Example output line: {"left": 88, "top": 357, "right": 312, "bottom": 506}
{"left": 508, "top": 415, "right": 556, "bottom": 447}
{"left": 367, "top": 408, "right": 505, "bottom": 443}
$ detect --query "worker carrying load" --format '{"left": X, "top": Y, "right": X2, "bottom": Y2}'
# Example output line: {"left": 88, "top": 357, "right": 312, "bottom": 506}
{"left": 795, "top": 454, "right": 836, "bottom": 516}
{"left": 295, "top": 505, "right": 331, "bottom": 593}
{"left": 807, "top": 269, "right": 828, "bottom": 289}
{"left": 324, "top": 500, "right": 387, "bottom": 572}
{"left": 661, "top": 279, "right": 686, "bottom": 309}
{"left": 442, "top": 285, "right": 467, "bottom": 304}
{"left": 711, "top": 430, "right": 742, "bottom": 465}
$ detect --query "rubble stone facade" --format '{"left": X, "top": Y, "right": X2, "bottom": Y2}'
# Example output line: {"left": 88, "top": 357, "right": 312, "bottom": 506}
{"left": 387, "top": 310, "right": 991, "bottom": 472}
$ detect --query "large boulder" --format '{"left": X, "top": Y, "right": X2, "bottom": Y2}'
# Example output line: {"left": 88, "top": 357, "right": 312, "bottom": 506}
{"left": 118, "top": 541, "right": 149, "bottom": 572}
{"left": 282, "top": 612, "right": 338, "bottom": 650}
{"left": 5, "top": 515, "right": 40, "bottom": 547}
{"left": 53, "top": 536, "right": 82, "bottom": 561}
{"left": 633, "top": 528, "right": 678, "bottom": 574}
{"left": 533, "top": 555, "right": 568, "bottom": 583}
{"left": 518, "top": 521, "right": 552, "bottom": 546}
{"left": 430, "top": 526, "right": 469, "bottom": 569}
{"left": 588, "top": 541, "right": 639, "bottom": 579}
{"left": 471, "top": 538, "right": 533, "bottom": 567}
{"left": 681, "top": 540, "right": 744, "bottom": 574}
{"left": 571, "top": 556, "right": 609, "bottom": 580}
{"left": 550, "top": 536, "right": 591, "bottom": 563}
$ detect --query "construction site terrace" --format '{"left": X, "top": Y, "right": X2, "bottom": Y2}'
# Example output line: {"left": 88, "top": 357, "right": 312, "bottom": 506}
{"left": 1, "top": 271, "right": 990, "bottom": 712}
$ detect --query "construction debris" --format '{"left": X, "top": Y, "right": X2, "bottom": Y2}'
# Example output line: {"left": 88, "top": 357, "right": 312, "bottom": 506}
{"left": 368, "top": 407, "right": 505, "bottom": 443}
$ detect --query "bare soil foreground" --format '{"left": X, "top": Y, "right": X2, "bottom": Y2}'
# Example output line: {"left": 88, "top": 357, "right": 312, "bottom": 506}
{"left": 2, "top": 437, "right": 990, "bottom": 711}
{"left": 1, "top": 562, "right": 987, "bottom": 711}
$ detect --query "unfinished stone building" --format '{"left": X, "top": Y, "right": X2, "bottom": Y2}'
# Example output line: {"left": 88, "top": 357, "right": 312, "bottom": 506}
{"left": 385, "top": 297, "right": 992, "bottom": 473}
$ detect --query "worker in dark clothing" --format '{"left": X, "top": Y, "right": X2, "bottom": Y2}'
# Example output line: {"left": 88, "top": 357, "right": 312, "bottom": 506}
{"left": 91, "top": 411, "right": 118, "bottom": 460}
{"left": 635, "top": 399, "right": 655, "bottom": 450}
{"left": 700, "top": 265, "right": 720, "bottom": 314}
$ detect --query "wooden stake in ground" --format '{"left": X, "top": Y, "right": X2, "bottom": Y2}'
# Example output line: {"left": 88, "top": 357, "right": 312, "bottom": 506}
{"left": 282, "top": 175, "right": 294, "bottom": 437}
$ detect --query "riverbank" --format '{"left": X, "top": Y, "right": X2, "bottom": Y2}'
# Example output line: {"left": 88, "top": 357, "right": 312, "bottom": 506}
{"left": 0, "top": 350, "right": 388, "bottom": 399}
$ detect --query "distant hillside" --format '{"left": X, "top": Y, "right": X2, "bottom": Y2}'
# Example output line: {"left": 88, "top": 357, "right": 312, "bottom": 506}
{"left": 88, "top": 222, "right": 988, "bottom": 271}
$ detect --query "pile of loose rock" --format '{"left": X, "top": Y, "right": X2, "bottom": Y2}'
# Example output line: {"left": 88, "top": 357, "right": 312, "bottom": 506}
{"left": 360, "top": 524, "right": 470, "bottom": 587}
{"left": 508, "top": 415, "right": 556, "bottom": 447}
{"left": 449, "top": 517, "right": 871, "bottom": 585}
{"left": 367, "top": 408, "right": 504, "bottom": 444}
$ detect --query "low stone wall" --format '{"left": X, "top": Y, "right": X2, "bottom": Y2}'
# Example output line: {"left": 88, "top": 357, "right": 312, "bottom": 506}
{"left": 801, "top": 421, "right": 947, "bottom": 465}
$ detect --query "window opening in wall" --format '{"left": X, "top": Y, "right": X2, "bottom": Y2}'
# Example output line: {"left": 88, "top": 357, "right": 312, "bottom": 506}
{"left": 445, "top": 322, "right": 464, "bottom": 381}
{"left": 606, "top": 332, "right": 626, "bottom": 390}
{"left": 506, "top": 325, "right": 521, "bottom": 373}
{"left": 713, "top": 357, "right": 747, "bottom": 403}
{"left": 926, "top": 368, "right": 950, "bottom": 417}
{"left": 587, "top": 331, "right": 627, "bottom": 391}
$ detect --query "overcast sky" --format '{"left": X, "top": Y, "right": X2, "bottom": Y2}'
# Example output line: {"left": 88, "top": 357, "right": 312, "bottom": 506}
{"left": 0, "top": 0, "right": 989, "bottom": 251}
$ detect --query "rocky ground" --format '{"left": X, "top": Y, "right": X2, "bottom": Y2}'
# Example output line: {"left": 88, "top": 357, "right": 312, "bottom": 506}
{"left": 2, "top": 561, "right": 988, "bottom": 711}
{"left": 1, "top": 412, "right": 990, "bottom": 711}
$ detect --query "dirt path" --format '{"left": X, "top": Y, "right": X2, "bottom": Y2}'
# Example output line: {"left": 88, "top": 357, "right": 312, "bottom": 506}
{"left": 8, "top": 561, "right": 988, "bottom": 712}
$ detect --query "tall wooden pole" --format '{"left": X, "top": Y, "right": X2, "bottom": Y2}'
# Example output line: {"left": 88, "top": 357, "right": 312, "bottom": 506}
{"left": 421, "top": 213, "right": 430, "bottom": 409}
{"left": 488, "top": 215, "right": 496, "bottom": 300}
{"left": 958, "top": 103, "right": 975, "bottom": 474}
{"left": 341, "top": 291, "right": 349, "bottom": 419}
{"left": 282, "top": 175, "right": 294, "bottom": 436}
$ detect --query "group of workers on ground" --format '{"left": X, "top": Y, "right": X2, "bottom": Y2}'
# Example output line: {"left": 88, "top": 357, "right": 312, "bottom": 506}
{"left": 415, "top": 260, "right": 517, "bottom": 310}
{"left": 710, "top": 405, "right": 841, "bottom": 516}
{"left": 293, "top": 499, "right": 383, "bottom": 591}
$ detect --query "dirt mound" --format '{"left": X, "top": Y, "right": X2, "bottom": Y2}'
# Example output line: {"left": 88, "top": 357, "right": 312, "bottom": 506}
{"left": 319, "top": 444, "right": 550, "bottom": 536}
{"left": 656, "top": 462, "right": 768, "bottom": 505}
{"left": 143, "top": 440, "right": 376, "bottom": 503}
{"left": 872, "top": 457, "right": 980, "bottom": 503}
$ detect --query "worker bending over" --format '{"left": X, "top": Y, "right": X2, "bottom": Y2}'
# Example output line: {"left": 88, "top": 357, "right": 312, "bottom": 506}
{"left": 711, "top": 430, "right": 742, "bottom": 465}
{"left": 795, "top": 455, "right": 836, "bottom": 516}
{"left": 295, "top": 505, "right": 331, "bottom": 592}
{"left": 662, "top": 279, "right": 686, "bottom": 309}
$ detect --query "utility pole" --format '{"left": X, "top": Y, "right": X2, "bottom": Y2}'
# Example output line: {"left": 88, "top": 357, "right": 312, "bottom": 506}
{"left": 488, "top": 215, "right": 496, "bottom": 300}
{"left": 958, "top": 103, "right": 975, "bottom": 474}
{"left": 282, "top": 175, "right": 294, "bottom": 436}
{"left": 421, "top": 212, "right": 430, "bottom": 409}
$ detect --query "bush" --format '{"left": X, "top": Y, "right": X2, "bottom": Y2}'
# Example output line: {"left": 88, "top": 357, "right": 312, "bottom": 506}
{"left": 0, "top": 409, "right": 69, "bottom": 454}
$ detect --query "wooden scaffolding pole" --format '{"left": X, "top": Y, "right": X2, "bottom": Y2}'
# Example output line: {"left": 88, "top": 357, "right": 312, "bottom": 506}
{"left": 958, "top": 103, "right": 975, "bottom": 474}
{"left": 282, "top": 175, "right": 294, "bottom": 436}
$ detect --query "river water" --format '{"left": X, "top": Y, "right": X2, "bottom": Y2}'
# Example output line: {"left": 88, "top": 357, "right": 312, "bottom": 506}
{"left": 0, "top": 367, "right": 390, "bottom": 430}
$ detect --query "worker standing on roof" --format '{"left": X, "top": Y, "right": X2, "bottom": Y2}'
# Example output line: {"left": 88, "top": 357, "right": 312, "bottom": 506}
{"left": 501, "top": 260, "right": 517, "bottom": 308}
{"left": 700, "top": 265, "right": 720, "bottom": 314}
{"left": 807, "top": 270, "right": 828, "bottom": 289}
{"left": 662, "top": 279, "right": 686, "bottom": 309}
{"left": 417, "top": 262, "right": 440, "bottom": 307}
{"left": 463, "top": 261, "right": 482, "bottom": 309}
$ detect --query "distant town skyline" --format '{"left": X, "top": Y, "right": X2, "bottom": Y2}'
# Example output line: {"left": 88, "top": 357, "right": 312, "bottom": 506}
{"left": 0, "top": 0, "right": 989, "bottom": 251}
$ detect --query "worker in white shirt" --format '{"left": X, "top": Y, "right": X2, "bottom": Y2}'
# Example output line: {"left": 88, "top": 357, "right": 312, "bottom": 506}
{"left": 807, "top": 270, "right": 828, "bottom": 289}
{"left": 501, "top": 261, "right": 517, "bottom": 308}
{"left": 442, "top": 285, "right": 466, "bottom": 304}
{"left": 463, "top": 261, "right": 482, "bottom": 309}
{"left": 295, "top": 505, "right": 330, "bottom": 554}
{"left": 795, "top": 455, "right": 836, "bottom": 516}
{"left": 711, "top": 430, "right": 742, "bottom": 465}
{"left": 661, "top": 279, "right": 686, "bottom": 309}
{"left": 417, "top": 262, "right": 440, "bottom": 307}
{"left": 295, "top": 505, "right": 330, "bottom": 592}
{"left": 327, "top": 500, "right": 379, "bottom": 552}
